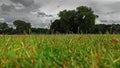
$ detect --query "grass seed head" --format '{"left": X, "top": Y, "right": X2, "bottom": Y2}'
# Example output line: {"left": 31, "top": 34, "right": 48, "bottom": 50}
{"left": 110, "top": 38, "right": 119, "bottom": 44}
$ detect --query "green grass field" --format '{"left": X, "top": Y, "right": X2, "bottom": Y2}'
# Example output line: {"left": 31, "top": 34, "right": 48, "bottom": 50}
{"left": 0, "top": 34, "right": 120, "bottom": 68}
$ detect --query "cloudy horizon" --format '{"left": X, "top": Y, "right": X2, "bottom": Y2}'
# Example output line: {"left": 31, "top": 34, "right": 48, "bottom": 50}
{"left": 0, "top": 0, "right": 120, "bottom": 28}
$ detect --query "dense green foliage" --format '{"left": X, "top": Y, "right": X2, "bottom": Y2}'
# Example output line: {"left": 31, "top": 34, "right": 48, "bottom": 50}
{"left": 0, "top": 22, "right": 10, "bottom": 34}
{"left": 0, "top": 34, "right": 120, "bottom": 67}
{"left": 31, "top": 28, "right": 49, "bottom": 34}
{"left": 94, "top": 24, "right": 120, "bottom": 34}
{"left": 50, "top": 6, "right": 120, "bottom": 34}
{"left": 0, "top": 21, "right": 49, "bottom": 34}
{"left": 13, "top": 20, "right": 31, "bottom": 34}
{"left": 50, "top": 6, "right": 98, "bottom": 33}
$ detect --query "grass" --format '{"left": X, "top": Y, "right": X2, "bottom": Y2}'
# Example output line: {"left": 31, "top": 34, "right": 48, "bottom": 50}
{"left": 0, "top": 34, "right": 120, "bottom": 68}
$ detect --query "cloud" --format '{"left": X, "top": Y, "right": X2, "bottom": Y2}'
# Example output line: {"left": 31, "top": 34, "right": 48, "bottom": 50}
{"left": 106, "top": 2, "right": 120, "bottom": 13}
{"left": 0, "top": 18, "right": 5, "bottom": 22}
{"left": 87, "top": 1, "right": 120, "bottom": 24}
{"left": 30, "top": 11, "right": 53, "bottom": 17}
{"left": 0, "top": 0, "right": 56, "bottom": 28}
{"left": 1, "top": 4, "right": 15, "bottom": 12}
{"left": 10, "top": 0, "right": 34, "bottom": 7}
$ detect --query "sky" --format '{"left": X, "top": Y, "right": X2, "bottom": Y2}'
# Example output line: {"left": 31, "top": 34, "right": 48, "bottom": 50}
{"left": 0, "top": 0, "right": 120, "bottom": 28}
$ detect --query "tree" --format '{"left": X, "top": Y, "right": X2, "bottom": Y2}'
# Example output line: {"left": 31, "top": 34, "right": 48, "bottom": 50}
{"left": 13, "top": 20, "right": 31, "bottom": 34}
{"left": 59, "top": 10, "right": 76, "bottom": 33}
{"left": 0, "top": 22, "right": 9, "bottom": 34}
{"left": 50, "top": 19, "right": 66, "bottom": 33}
{"left": 31, "top": 28, "right": 49, "bottom": 34}
{"left": 75, "top": 6, "right": 97, "bottom": 33}
{"left": 50, "top": 10, "right": 76, "bottom": 33}
{"left": 50, "top": 6, "right": 98, "bottom": 34}
{"left": 94, "top": 24, "right": 106, "bottom": 34}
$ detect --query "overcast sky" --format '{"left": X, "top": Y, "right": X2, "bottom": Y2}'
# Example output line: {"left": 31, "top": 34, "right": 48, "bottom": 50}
{"left": 0, "top": 0, "right": 120, "bottom": 28}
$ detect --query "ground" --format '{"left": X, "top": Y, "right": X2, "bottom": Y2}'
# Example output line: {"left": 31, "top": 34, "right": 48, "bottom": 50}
{"left": 0, "top": 34, "right": 120, "bottom": 68}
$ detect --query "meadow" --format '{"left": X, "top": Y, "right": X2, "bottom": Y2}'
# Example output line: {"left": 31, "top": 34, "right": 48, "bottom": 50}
{"left": 0, "top": 34, "right": 120, "bottom": 68}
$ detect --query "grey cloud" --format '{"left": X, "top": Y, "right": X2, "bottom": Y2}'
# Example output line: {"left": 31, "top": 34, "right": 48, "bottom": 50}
{"left": 100, "top": 20, "right": 108, "bottom": 23}
{"left": 1, "top": 4, "right": 15, "bottom": 11}
{"left": 37, "top": 12, "right": 53, "bottom": 17}
{"left": 10, "top": 0, "right": 34, "bottom": 7}
{"left": 106, "top": 2, "right": 120, "bottom": 13}
{"left": 88, "top": 1, "right": 120, "bottom": 24}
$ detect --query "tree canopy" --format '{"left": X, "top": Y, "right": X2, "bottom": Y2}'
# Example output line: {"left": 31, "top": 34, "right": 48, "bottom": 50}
{"left": 0, "top": 22, "right": 9, "bottom": 34}
{"left": 50, "top": 6, "right": 98, "bottom": 34}
{"left": 13, "top": 20, "right": 31, "bottom": 34}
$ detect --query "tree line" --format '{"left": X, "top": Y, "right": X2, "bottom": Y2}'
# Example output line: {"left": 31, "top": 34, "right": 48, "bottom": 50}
{"left": 1, "top": 6, "right": 120, "bottom": 34}
{"left": 50, "top": 6, "right": 120, "bottom": 34}
{"left": 0, "top": 20, "right": 49, "bottom": 34}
